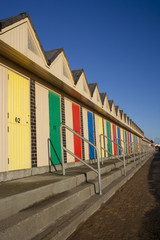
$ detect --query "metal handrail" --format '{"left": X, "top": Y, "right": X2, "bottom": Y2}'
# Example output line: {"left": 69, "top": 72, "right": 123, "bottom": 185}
{"left": 117, "top": 138, "right": 136, "bottom": 168}
{"left": 138, "top": 142, "right": 148, "bottom": 162}
{"left": 100, "top": 134, "right": 126, "bottom": 176}
{"left": 116, "top": 138, "right": 127, "bottom": 154}
{"left": 60, "top": 123, "right": 102, "bottom": 195}
{"left": 48, "top": 138, "right": 62, "bottom": 172}
{"left": 117, "top": 138, "right": 128, "bottom": 155}
{"left": 128, "top": 141, "right": 136, "bottom": 168}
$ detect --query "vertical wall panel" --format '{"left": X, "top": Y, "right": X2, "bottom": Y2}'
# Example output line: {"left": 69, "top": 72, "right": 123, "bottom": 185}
{"left": 120, "top": 128, "right": 124, "bottom": 153}
{"left": 103, "top": 120, "right": 108, "bottom": 157}
{"left": 30, "top": 79, "right": 37, "bottom": 167}
{"left": 80, "top": 106, "right": 85, "bottom": 161}
{"left": 0, "top": 65, "right": 8, "bottom": 172}
{"left": 95, "top": 114, "right": 100, "bottom": 156}
{"left": 98, "top": 117, "right": 104, "bottom": 157}
{"left": 61, "top": 96, "right": 67, "bottom": 163}
{"left": 1, "top": 23, "right": 27, "bottom": 56}
{"left": 65, "top": 98, "right": 74, "bottom": 162}
{"left": 93, "top": 114, "right": 97, "bottom": 159}
{"left": 35, "top": 83, "right": 49, "bottom": 167}
{"left": 127, "top": 131, "right": 130, "bottom": 154}
{"left": 83, "top": 108, "right": 89, "bottom": 160}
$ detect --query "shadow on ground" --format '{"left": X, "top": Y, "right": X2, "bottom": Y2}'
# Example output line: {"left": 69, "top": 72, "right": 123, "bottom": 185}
{"left": 138, "top": 152, "right": 160, "bottom": 240}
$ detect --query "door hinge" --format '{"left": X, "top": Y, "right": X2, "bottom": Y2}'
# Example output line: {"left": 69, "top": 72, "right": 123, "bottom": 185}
{"left": 8, "top": 158, "right": 9, "bottom": 164}
{"left": 8, "top": 126, "right": 9, "bottom": 132}
{"left": 8, "top": 112, "right": 9, "bottom": 119}
{"left": 8, "top": 74, "right": 9, "bottom": 80}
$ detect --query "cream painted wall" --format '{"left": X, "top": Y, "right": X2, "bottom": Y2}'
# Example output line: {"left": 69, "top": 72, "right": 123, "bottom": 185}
{"left": 1, "top": 20, "right": 46, "bottom": 68}
{"left": 102, "top": 97, "right": 110, "bottom": 113}
{"left": 94, "top": 114, "right": 100, "bottom": 156}
{"left": 98, "top": 117, "right": 104, "bottom": 157}
{"left": 75, "top": 73, "right": 91, "bottom": 100}
{"left": 49, "top": 53, "right": 74, "bottom": 89}
{"left": 35, "top": 83, "right": 50, "bottom": 167}
{"left": 120, "top": 128, "right": 125, "bottom": 152}
{"left": 92, "top": 87, "right": 102, "bottom": 108}
{"left": 0, "top": 65, "right": 8, "bottom": 172}
{"left": 103, "top": 119, "right": 108, "bottom": 157}
{"left": 65, "top": 98, "right": 74, "bottom": 162}
{"left": 1, "top": 20, "right": 27, "bottom": 56}
{"left": 48, "top": 53, "right": 63, "bottom": 81}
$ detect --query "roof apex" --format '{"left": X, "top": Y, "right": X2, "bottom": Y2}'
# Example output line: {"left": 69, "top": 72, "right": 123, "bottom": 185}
{"left": 0, "top": 12, "right": 29, "bottom": 30}
{"left": 72, "top": 69, "right": 84, "bottom": 84}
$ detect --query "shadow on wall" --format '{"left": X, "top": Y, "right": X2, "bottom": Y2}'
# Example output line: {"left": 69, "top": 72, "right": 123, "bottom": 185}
{"left": 138, "top": 152, "right": 160, "bottom": 240}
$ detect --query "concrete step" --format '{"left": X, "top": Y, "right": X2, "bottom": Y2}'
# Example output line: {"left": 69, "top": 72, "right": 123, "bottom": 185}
{"left": 0, "top": 159, "right": 119, "bottom": 221}
{"left": 0, "top": 154, "right": 138, "bottom": 221}
{"left": 0, "top": 152, "right": 147, "bottom": 222}
{"left": 32, "top": 152, "right": 153, "bottom": 240}
{"left": 0, "top": 152, "right": 153, "bottom": 240}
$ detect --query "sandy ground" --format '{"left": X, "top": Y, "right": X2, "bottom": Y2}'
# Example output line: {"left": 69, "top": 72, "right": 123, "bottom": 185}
{"left": 67, "top": 152, "right": 160, "bottom": 240}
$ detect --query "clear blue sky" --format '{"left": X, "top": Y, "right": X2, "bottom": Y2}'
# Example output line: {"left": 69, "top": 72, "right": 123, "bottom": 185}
{"left": 1, "top": 0, "right": 160, "bottom": 142}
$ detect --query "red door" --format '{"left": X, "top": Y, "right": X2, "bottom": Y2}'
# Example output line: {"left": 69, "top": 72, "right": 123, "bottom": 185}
{"left": 135, "top": 136, "right": 137, "bottom": 152}
{"left": 127, "top": 131, "right": 130, "bottom": 153}
{"left": 72, "top": 103, "right": 82, "bottom": 161}
{"left": 112, "top": 124, "right": 117, "bottom": 155}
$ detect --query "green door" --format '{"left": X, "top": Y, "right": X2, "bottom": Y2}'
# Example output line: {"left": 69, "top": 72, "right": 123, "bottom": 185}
{"left": 106, "top": 121, "right": 112, "bottom": 157}
{"left": 125, "top": 130, "right": 128, "bottom": 154}
{"left": 49, "top": 91, "right": 62, "bottom": 164}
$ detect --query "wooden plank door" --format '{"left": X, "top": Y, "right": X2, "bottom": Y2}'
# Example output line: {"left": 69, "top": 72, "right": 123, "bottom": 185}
{"left": 106, "top": 121, "right": 112, "bottom": 157}
{"left": 49, "top": 91, "right": 62, "bottom": 165}
{"left": 72, "top": 103, "right": 82, "bottom": 161}
{"left": 8, "top": 71, "right": 31, "bottom": 171}
{"left": 87, "top": 112, "right": 95, "bottom": 160}
{"left": 117, "top": 127, "right": 121, "bottom": 155}
{"left": 112, "top": 124, "right": 117, "bottom": 155}
{"left": 124, "top": 130, "right": 128, "bottom": 154}
{"left": 130, "top": 133, "right": 132, "bottom": 153}
{"left": 127, "top": 131, "right": 130, "bottom": 154}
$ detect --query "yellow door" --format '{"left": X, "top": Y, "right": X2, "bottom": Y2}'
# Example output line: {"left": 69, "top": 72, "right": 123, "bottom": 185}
{"left": 120, "top": 128, "right": 124, "bottom": 152}
{"left": 98, "top": 117, "right": 104, "bottom": 157}
{"left": 8, "top": 71, "right": 31, "bottom": 171}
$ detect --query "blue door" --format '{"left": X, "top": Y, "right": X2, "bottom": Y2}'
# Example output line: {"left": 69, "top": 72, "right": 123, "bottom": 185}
{"left": 87, "top": 112, "right": 95, "bottom": 159}
{"left": 117, "top": 127, "right": 121, "bottom": 155}
{"left": 130, "top": 133, "right": 132, "bottom": 153}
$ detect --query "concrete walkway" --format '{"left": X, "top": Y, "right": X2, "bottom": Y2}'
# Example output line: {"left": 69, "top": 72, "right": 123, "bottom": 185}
{"left": 67, "top": 152, "right": 160, "bottom": 240}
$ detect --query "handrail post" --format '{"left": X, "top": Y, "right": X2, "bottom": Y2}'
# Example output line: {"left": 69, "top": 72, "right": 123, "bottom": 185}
{"left": 133, "top": 141, "right": 136, "bottom": 168}
{"left": 60, "top": 123, "right": 102, "bottom": 195}
{"left": 102, "top": 134, "right": 126, "bottom": 176}
{"left": 96, "top": 146, "right": 102, "bottom": 195}
{"left": 48, "top": 139, "right": 51, "bottom": 173}
{"left": 123, "top": 150, "right": 126, "bottom": 176}
{"left": 100, "top": 135, "right": 103, "bottom": 165}
{"left": 60, "top": 125, "right": 65, "bottom": 176}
